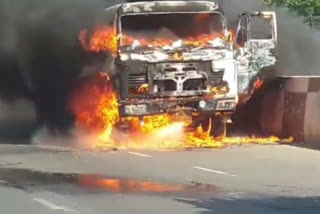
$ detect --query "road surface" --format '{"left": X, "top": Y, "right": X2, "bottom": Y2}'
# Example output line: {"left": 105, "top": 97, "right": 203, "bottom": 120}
{"left": 0, "top": 143, "right": 319, "bottom": 214}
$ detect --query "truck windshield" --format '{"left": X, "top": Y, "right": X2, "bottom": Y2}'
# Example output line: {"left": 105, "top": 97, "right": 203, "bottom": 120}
{"left": 119, "top": 13, "right": 226, "bottom": 49}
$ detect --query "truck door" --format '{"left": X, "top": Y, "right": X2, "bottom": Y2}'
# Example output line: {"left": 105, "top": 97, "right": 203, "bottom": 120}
{"left": 234, "top": 13, "right": 251, "bottom": 94}
{"left": 247, "top": 11, "right": 278, "bottom": 73}
{"left": 235, "top": 11, "right": 278, "bottom": 95}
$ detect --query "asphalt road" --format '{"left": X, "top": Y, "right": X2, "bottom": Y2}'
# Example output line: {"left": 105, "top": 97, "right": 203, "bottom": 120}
{"left": 0, "top": 143, "right": 319, "bottom": 214}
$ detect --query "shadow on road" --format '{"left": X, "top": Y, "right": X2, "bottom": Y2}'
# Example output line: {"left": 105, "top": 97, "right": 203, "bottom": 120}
{"left": 176, "top": 195, "right": 320, "bottom": 214}
{"left": 286, "top": 141, "right": 320, "bottom": 151}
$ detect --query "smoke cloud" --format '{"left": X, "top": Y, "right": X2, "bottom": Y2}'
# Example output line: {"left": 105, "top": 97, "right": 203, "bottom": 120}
{"left": 0, "top": 0, "right": 319, "bottom": 137}
{"left": 0, "top": 0, "right": 123, "bottom": 133}
{"left": 216, "top": 0, "right": 320, "bottom": 76}
{"left": 275, "top": 8, "right": 320, "bottom": 75}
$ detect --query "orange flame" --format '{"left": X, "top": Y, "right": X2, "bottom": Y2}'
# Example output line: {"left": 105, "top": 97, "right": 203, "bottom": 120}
{"left": 212, "top": 85, "right": 228, "bottom": 95}
{"left": 79, "top": 26, "right": 233, "bottom": 56}
{"left": 70, "top": 74, "right": 292, "bottom": 150}
{"left": 70, "top": 73, "right": 119, "bottom": 143}
{"left": 76, "top": 24, "right": 286, "bottom": 149}
{"left": 254, "top": 78, "right": 264, "bottom": 89}
{"left": 229, "top": 28, "right": 235, "bottom": 43}
{"left": 137, "top": 84, "right": 149, "bottom": 94}
{"left": 79, "top": 27, "right": 118, "bottom": 55}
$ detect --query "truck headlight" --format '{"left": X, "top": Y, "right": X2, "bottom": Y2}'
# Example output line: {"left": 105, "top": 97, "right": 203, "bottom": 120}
{"left": 199, "top": 100, "right": 207, "bottom": 109}
{"left": 120, "top": 54, "right": 129, "bottom": 61}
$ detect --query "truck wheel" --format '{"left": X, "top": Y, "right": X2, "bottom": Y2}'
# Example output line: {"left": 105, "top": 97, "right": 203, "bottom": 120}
{"left": 200, "top": 118, "right": 210, "bottom": 132}
{"left": 210, "top": 115, "right": 226, "bottom": 139}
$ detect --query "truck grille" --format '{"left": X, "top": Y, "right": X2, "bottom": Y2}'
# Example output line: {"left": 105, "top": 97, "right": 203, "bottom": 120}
{"left": 183, "top": 78, "right": 206, "bottom": 91}
{"left": 128, "top": 73, "right": 147, "bottom": 87}
{"left": 163, "top": 80, "right": 177, "bottom": 91}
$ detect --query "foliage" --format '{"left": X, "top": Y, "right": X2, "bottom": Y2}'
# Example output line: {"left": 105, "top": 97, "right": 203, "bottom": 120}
{"left": 265, "top": 0, "right": 320, "bottom": 16}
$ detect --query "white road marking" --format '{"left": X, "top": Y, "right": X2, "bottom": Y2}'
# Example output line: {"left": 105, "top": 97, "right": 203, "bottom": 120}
{"left": 227, "top": 192, "right": 245, "bottom": 198}
{"left": 128, "top": 151, "right": 152, "bottom": 158}
{"left": 33, "top": 198, "right": 79, "bottom": 213}
{"left": 194, "top": 166, "right": 237, "bottom": 177}
{"left": 0, "top": 179, "right": 8, "bottom": 184}
{"left": 0, "top": 162, "right": 22, "bottom": 167}
{"left": 174, "top": 197, "right": 203, "bottom": 202}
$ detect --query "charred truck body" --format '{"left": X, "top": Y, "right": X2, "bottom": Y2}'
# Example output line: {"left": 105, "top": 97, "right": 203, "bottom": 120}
{"left": 104, "top": 1, "right": 277, "bottom": 137}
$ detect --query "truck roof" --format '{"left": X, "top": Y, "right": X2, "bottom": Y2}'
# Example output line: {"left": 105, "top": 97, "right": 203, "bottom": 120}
{"left": 116, "top": 1, "right": 223, "bottom": 16}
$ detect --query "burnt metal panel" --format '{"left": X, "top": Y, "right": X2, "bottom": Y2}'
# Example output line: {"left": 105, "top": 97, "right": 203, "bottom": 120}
{"left": 282, "top": 92, "right": 307, "bottom": 141}
{"left": 118, "top": 1, "right": 222, "bottom": 16}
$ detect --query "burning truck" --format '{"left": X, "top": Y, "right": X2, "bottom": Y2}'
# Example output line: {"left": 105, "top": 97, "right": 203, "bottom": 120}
{"left": 79, "top": 1, "right": 278, "bottom": 139}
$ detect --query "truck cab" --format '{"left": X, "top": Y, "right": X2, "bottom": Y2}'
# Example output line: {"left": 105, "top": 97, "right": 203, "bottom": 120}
{"left": 91, "top": 1, "right": 278, "bottom": 137}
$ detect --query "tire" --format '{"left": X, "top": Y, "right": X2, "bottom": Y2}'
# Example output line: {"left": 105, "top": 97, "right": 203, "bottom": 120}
{"left": 200, "top": 117, "right": 210, "bottom": 133}
{"left": 210, "top": 115, "right": 227, "bottom": 139}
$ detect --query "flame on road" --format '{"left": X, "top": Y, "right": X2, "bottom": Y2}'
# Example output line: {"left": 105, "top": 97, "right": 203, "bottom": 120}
{"left": 70, "top": 74, "right": 292, "bottom": 150}
{"left": 75, "top": 25, "right": 290, "bottom": 150}
{"left": 78, "top": 175, "right": 184, "bottom": 193}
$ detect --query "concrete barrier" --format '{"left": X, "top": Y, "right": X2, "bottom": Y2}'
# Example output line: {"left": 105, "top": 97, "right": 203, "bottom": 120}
{"left": 260, "top": 77, "right": 320, "bottom": 145}
{"left": 260, "top": 85, "right": 284, "bottom": 136}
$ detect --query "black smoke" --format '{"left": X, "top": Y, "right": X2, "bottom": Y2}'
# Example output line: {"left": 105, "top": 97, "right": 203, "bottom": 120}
{"left": 217, "top": 0, "right": 320, "bottom": 76}
{"left": 0, "top": 0, "right": 123, "bottom": 134}
{"left": 0, "top": 0, "right": 319, "bottom": 137}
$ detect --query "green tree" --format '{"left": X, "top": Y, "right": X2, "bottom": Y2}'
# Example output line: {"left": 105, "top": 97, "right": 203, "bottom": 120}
{"left": 265, "top": 0, "right": 320, "bottom": 16}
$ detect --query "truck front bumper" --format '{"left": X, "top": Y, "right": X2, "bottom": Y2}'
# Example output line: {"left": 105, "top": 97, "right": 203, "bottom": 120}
{"left": 119, "top": 96, "right": 237, "bottom": 117}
